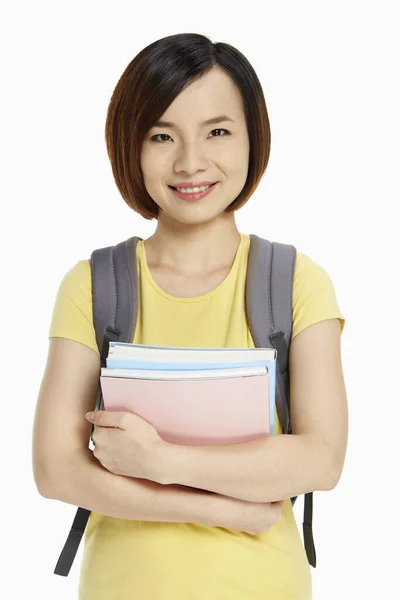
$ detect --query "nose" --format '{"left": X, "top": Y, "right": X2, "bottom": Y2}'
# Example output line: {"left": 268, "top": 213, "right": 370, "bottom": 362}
{"left": 173, "top": 140, "right": 210, "bottom": 175}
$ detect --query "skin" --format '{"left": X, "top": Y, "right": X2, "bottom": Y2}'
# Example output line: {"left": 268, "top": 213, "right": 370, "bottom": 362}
{"left": 140, "top": 66, "right": 250, "bottom": 281}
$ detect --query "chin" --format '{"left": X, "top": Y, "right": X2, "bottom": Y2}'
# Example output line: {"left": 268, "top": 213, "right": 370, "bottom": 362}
{"left": 156, "top": 192, "right": 235, "bottom": 225}
{"left": 171, "top": 211, "right": 229, "bottom": 228}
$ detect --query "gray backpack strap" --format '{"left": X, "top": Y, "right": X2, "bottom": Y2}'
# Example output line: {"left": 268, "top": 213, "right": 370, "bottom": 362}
{"left": 54, "top": 235, "right": 142, "bottom": 577}
{"left": 91, "top": 236, "right": 143, "bottom": 360}
{"left": 246, "top": 234, "right": 316, "bottom": 569}
{"left": 246, "top": 235, "right": 294, "bottom": 433}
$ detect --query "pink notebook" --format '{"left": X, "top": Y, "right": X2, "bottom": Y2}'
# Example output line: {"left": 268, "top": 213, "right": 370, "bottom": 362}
{"left": 100, "top": 374, "right": 270, "bottom": 445}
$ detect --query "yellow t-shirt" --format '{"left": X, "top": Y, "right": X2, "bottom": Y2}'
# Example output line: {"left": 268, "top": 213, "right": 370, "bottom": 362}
{"left": 49, "top": 233, "right": 345, "bottom": 600}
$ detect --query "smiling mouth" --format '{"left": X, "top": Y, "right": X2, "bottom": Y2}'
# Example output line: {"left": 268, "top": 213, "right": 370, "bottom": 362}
{"left": 169, "top": 183, "right": 217, "bottom": 191}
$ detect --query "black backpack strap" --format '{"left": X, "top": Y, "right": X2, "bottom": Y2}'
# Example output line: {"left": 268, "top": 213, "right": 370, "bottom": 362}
{"left": 303, "top": 493, "right": 316, "bottom": 567}
{"left": 246, "top": 235, "right": 316, "bottom": 568}
{"left": 53, "top": 236, "right": 142, "bottom": 576}
{"left": 53, "top": 507, "right": 91, "bottom": 577}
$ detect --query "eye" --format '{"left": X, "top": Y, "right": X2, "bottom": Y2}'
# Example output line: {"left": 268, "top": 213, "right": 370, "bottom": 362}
{"left": 150, "top": 128, "right": 231, "bottom": 142}
{"left": 150, "top": 133, "right": 172, "bottom": 142}
{"left": 210, "top": 128, "right": 230, "bottom": 137}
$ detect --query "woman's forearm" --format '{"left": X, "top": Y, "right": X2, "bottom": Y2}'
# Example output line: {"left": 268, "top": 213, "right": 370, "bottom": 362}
{"left": 42, "top": 450, "right": 226, "bottom": 525}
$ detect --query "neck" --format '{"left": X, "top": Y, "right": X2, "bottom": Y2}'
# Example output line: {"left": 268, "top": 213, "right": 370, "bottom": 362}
{"left": 143, "top": 214, "right": 242, "bottom": 275}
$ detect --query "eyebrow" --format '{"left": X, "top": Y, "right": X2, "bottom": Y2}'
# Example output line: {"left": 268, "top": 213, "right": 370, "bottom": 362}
{"left": 152, "top": 115, "right": 236, "bottom": 129}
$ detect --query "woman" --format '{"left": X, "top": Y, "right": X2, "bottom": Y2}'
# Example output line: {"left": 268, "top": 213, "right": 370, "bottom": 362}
{"left": 32, "top": 33, "right": 348, "bottom": 600}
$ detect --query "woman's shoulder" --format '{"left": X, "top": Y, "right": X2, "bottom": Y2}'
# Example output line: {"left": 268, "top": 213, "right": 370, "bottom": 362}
{"left": 48, "top": 259, "right": 98, "bottom": 354}
{"left": 294, "top": 249, "right": 326, "bottom": 274}
{"left": 292, "top": 250, "right": 345, "bottom": 339}
{"left": 62, "top": 258, "right": 91, "bottom": 282}
{"left": 293, "top": 250, "right": 337, "bottom": 288}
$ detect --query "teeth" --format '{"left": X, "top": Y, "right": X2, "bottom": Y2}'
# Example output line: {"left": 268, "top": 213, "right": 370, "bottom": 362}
{"left": 176, "top": 185, "right": 211, "bottom": 193}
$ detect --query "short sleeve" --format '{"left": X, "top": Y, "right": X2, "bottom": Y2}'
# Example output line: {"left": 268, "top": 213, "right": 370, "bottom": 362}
{"left": 292, "top": 252, "right": 346, "bottom": 340}
{"left": 48, "top": 259, "right": 100, "bottom": 355}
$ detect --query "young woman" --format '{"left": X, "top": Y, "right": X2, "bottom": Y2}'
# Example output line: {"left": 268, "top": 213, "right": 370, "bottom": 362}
{"left": 32, "top": 33, "right": 348, "bottom": 600}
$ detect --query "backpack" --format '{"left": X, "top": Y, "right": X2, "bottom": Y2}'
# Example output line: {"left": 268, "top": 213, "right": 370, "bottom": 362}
{"left": 53, "top": 234, "right": 316, "bottom": 576}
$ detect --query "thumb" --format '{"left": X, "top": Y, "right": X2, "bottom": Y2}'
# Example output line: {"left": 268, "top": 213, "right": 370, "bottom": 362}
{"left": 85, "top": 410, "right": 125, "bottom": 428}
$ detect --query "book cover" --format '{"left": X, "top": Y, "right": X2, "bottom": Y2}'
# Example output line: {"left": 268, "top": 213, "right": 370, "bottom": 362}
{"left": 100, "top": 372, "right": 271, "bottom": 445}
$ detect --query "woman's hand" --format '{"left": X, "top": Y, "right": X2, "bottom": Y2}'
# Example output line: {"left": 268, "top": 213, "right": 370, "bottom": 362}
{"left": 85, "top": 410, "right": 168, "bottom": 483}
{"left": 213, "top": 496, "right": 285, "bottom": 535}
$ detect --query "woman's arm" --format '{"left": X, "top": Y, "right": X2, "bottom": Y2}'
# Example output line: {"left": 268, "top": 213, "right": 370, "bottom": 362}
{"left": 42, "top": 449, "right": 230, "bottom": 525}
{"left": 32, "top": 338, "right": 228, "bottom": 525}
{"left": 162, "top": 318, "right": 348, "bottom": 502}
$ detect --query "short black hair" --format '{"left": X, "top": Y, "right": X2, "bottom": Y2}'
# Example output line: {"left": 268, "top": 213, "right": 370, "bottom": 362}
{"left": 105, "top": 33, "right": 271, "bottom": 220}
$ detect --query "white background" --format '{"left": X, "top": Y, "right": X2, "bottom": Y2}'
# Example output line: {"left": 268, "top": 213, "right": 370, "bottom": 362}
{"left": 1, "top": 1, "right": 399, "bottom": 598}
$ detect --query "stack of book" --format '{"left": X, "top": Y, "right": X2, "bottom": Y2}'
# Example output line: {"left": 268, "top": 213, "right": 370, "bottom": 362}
{"left": 98, "top": 342, "right": 277, "bottom": 445}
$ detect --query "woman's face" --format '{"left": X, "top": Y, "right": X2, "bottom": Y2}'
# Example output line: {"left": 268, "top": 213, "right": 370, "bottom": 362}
{"left": 140, "top": 67, "right": 250, "bottom": 226}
